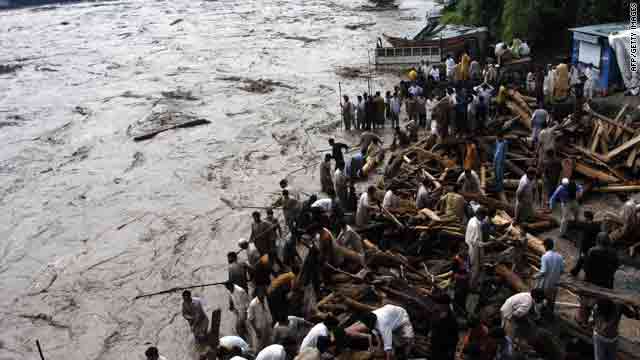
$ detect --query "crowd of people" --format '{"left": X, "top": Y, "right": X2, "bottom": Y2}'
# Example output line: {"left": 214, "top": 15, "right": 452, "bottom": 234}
{"left": 142, "top": 50, "right": 633, "bottom": 360}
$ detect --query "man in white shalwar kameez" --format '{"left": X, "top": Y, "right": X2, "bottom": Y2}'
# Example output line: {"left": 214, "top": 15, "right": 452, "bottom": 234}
{"left": 465, "top": 207, "right": 490, "bottom": 287}
{"left": 247, "top": 287, "right": 273, "bottom": 352}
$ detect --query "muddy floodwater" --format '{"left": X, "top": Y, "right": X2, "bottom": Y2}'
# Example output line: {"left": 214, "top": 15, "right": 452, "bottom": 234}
{"left": 0, "top": 0, "right": 433, "bottom": 358}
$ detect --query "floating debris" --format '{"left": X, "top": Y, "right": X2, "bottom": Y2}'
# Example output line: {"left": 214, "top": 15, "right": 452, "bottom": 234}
{"left": 0, "top": 64, "right": 22, "bottom": 75}
{"left": 218, "top": 76, "right": 296, "bottom": 94}
{"left": 344, "top": 22, "right": 376, "bottom": 30}
{"left": 161, "top": 89, "right": 199, "bottom": 101}
{"left": 127, "top": 111, "right": 211, "bottom": 141}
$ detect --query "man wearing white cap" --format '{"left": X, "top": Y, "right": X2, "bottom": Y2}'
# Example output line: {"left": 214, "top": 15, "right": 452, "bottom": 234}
{"left": 549, "top": 178, "right": 583, "bottom": 237}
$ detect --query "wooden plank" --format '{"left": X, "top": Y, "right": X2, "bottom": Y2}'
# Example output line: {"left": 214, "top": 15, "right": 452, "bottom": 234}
{"left": 590, "top": 109, "right": 636, "bottom": 134}
{"left": 558, "top": 279, "right": 640, "bottom": 309}
{"left": 601, "top": 123, "right": 610, "bottom": 153}
{"left": 506, "top": 101, "right": 532, "bottom": 130}
{"left": 590, "top": 122, "right": 602, "bottom": 153}
{"left": 614, "top": 104, "right": 630, "bottom": 122}
{"left": 574, "top": 161, "right": 620, "bottom": 183}
{"left": 592, "top": 185, "right": 640, "bottom": 193}
{"left": 604, "top": 133, "right": 640, "bottom": 161}
{"left": 627, "top": 147, "right": 639, "bottom": 168}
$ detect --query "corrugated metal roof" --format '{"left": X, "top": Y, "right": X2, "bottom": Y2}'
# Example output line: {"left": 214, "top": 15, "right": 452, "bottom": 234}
{"left": 568, "top": 22, "right": 628, "bottom": 37}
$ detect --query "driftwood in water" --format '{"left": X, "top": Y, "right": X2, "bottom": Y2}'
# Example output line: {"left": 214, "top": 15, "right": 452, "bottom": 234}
{"left": 133, "top": 118, "right": 211, "bottom": 141}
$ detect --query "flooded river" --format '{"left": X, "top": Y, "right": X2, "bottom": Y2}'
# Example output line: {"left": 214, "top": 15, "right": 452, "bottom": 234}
{"left": 0, "top": 0, "right": 434, "bottom": 358}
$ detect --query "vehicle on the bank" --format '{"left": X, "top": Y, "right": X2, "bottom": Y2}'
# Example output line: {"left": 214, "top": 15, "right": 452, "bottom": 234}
{"left": 374, "top": 23, "right": 489, "bottom": 68}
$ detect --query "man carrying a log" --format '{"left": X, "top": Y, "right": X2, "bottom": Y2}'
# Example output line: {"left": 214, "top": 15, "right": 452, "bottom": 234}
{"left": 515, "top": 167, "right": 537, "bottom": 224}
{"left": 533, "top": 238, "right": 564, "bottom": 318}
{"left": 182, "top": 290, "right": 210, "bottom": 345}
{"left": 346, "top": 304, "right": 414, "bottom": 360}
{"left": 549, "top": 178, "right": 583, "bottom": 238}
{"left": 466, "top": 206, "right": 491, "bottom": 288}
{"left": 500, "top": 288, "right": 545, "bottom": 345}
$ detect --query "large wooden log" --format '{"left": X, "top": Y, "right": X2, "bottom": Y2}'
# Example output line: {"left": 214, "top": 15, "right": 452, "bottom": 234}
{"left": 573, "top": 161, "right": 620, "bottom": 183}
{"left": 506, "top": 101, "right": 532, "bottom": 130}
{"left": 592, "top": 185, "right": 640, "bottom": 193}
{"left": 603, "top": 133, "right": 640, "bottom": 162}
{"left": 495, "top": 264, "right": 528, "bottom": 291}
{"left": 558, "top": 279, "right": 640, "bottom": 311}
{"left": 590, "top": 109, "right": 636, "bottom": 135}
{"left": 461, "top": 192, "right": 515, "bottom": 216}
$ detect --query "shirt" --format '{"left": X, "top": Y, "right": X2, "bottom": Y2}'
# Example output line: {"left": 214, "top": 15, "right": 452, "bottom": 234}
{"left": 585, "top": 246, "right": 619, "bottom": 288}
{"left": 228, "top": 262, "right": 249, "bottom": 290}
{"left": 531, "top": 109, "right": 548, "bottom": 129}
{"left": 501, "top": 292, "right": 533, "bottom": 320}
{"left": 549, "top": 183, "right": 583, "bottom": 208}
{"left": 382, "top": 190, "right": 399, "bottom": 210}
{"left": 535, "top": 250, "right": 564, "bottom": 290}
{"left": 256, "top": 344, "right": 287, "bottom": 360}
{"left": 494, "top": 140, "right": 507, "bottom": 165}
{"left": 219, "top": 336, "right": 250, "bottom": 353}
{"left": 594, "top": 304, "right": 623, "bottom": 339}
{"left": 390, "top": 96, "right": 401, "bottom": 114}
{"left": 274, "top": 316, "right": 311, "bottom": 347}
{"left": 430, "top": 67, "right": 440, "bottom": 81}
{"left": 465, "top": 216, "right": 484, "bottom": 266}
{"left": 300, "top": 323, "right": 329, "bottom": 350}
{"left": 336, "top": 225, "right": 363, "bottom": 252}
{"left": 445, "top": 58, "right": 456, "bottom": 76}
{"left": 416, "top": 184, "right": 430, "bottom": 210}
{"left": 229, "top": 285, "right": 250, "bottom": 317}
{"left": 457, "top": 170, "right": 484, "bottom": 195}
{"left": 331, "top": 143, "right": 349, "bottom": 165}
{"left": 346, "top": 153, "right": 364, "bottom": 178}
{"left": 441, "top": 192, "right": 465, "bottom": 222}
{"left": 311, "top": 198, "right": 333, "bottom": 213}
{"left": 356, "top": 192, "right": 374, "bottom": 227}
{"left": 373, "top": 304, "right": 411, "bottom": 351}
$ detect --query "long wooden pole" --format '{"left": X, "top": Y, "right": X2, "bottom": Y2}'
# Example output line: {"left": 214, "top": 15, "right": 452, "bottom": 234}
{"left": 134, "top": 281, "right": 227, "bottom": 300}
{"left": 339, "top": 82, "right": 344, "bottom": 131}
{"left": 36, "top": 340, "right": 45, "bottom": 360}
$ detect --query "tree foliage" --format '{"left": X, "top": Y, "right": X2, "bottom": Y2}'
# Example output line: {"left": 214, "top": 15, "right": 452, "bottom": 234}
{"left": 444, "top": 0, "right": 630, "bottom": 46}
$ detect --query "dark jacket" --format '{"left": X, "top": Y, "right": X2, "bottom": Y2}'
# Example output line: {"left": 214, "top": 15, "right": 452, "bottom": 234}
{"left": 585, "top": 245, "right": 619, "bottom": 289}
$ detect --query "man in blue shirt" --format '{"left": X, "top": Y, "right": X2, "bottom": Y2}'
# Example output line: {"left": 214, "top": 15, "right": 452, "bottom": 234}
{"left": 549, "top": 178, "right": 583, "bottom": 237}
{"left": 494, "top": 133, "right": 507, "bottom": 200}
{"left": 534, "top": 238, "right": 564, "bottom": 318}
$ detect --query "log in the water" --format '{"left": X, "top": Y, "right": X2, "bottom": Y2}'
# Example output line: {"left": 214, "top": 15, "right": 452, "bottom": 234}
{"left": 133, "top": 119, "right": 211, "bottom": 141}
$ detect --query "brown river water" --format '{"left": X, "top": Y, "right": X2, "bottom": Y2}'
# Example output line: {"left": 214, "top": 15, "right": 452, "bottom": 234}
{"left": 0, "top": 0, "right": 434, "bottom": 358}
